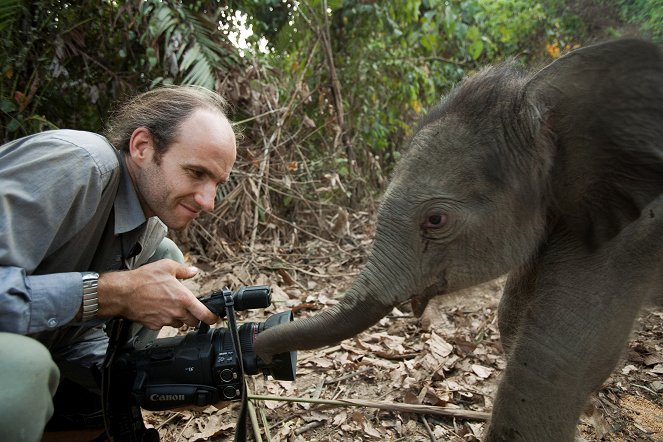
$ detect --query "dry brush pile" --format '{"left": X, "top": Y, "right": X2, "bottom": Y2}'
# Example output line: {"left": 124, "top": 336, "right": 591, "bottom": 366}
{"left": 174, "top": 45, "right": 386, "bottom": 269}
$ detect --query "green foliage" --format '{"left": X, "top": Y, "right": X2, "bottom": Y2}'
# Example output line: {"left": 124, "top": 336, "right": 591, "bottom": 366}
{"left": 0, "top": 0, "right": 654, "bottom": 205}
{"left": 259, "top": 0, "right": 573, "bottom": 186}
{"left": 469, "top": 0, "right": 547, "bottom": 57}
{"left": 144, "top": 0, "right": 239, "bottom": 89}
{"left": 619, "top": 0, "right": 663, "bottom": 43}
{"left": 0, "top": 0, "right": 244, "bottom": 141}
{"left": 229, "top": 0, "right": 297, "bottom": 44}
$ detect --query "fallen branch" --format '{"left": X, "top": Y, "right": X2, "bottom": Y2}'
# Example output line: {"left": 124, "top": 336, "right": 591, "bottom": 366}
{"left": 248, "top": 394, "right": 490, "bottom": 421}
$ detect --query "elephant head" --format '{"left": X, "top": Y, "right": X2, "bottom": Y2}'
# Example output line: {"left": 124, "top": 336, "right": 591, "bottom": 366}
{"left": 254, "top": 38, "right": 663, "bottom": 362}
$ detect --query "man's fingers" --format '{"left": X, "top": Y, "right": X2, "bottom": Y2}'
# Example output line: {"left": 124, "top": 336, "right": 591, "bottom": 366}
{"left": 174, "top": 264, "right": 199, "bottom": 280}
{"left": 190, "top": 297, "right": 219, "bottom": 325}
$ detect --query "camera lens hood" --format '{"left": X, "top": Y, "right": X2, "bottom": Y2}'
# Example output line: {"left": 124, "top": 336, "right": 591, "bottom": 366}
{"left": 261, "top": 311, "right": 297, "bottom": 381}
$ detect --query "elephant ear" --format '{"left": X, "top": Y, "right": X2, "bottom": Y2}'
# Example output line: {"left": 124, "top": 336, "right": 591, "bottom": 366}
{"left": 524, "top": 38, "right": 663, "bottom": 248}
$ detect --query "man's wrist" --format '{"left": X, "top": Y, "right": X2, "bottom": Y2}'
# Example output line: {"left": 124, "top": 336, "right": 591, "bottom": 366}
{"left": 80, "top": 271, "right": 100, "bottom": 321}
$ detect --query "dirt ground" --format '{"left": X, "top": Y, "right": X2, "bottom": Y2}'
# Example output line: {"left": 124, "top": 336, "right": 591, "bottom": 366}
{"left": 142, "top": 254, "right": 663, "bottom": 442}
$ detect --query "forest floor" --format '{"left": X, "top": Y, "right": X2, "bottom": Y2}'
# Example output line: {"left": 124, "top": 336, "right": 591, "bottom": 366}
{"left": 145, "top": 219, "right": 663, "bottom": 442}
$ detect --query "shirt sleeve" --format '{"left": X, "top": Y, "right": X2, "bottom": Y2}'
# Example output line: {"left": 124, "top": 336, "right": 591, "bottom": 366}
{"left": 0, "top": 131, "right": 117, "bottom": 334}
{"left": 0, "top": 267, "right": 83, "bottom": 333}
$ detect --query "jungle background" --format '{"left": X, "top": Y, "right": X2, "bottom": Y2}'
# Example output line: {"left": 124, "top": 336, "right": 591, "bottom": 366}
{"left": 2, "top": 1, "right": 662, "bottom": 441}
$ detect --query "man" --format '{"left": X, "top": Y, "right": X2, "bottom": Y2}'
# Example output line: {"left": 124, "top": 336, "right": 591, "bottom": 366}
{"left": 0, "top": 85, "right": 237, "bottom": 441}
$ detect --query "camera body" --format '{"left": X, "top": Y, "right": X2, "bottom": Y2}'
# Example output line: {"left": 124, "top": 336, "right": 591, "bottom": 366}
{"left": 104, "top": 285, "right": 296, "bottom": 440}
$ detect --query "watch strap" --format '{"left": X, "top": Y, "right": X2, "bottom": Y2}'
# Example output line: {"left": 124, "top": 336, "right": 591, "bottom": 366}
{"left": 81, "top": 272, "right": 100, "bottom": 321}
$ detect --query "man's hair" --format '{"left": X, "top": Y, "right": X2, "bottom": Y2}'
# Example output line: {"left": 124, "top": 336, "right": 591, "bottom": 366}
{"left": 104, "top": 85, "right": 230, "bottom": 160}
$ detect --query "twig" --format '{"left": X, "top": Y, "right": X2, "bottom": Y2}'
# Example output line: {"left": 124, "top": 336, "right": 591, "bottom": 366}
{"left": 633, "top": 383, "right": 658, "bottom": 395}
{"left": 233, "top": 107, "right": 287, "bottom": 126}
{"left": 248, "top": 395, "right": 491, "bottom": 421}
{"left": 250, "top": 127, "right": 276, "bottom": 251}
{"left": 263, "top": 261, "right": 359, "bottom": 278}
{"left": 313, "top": 375, "right": 326, "bottom": 399}
{"left": 176, "top": 413, "right": 195, "bottom": 441}
{"left": 155, "top": 411, "right": 182, "bottom": 430}
{"left": 324, "top": 367, "right": 373, "bottom": 384}
{"left": 295, "top": 420, "right": 325, "bottom": 435}
{"left": 303, "top": 375, "right": 327, "bottom": 411}
{"left": 421, "top": 415, "right": 436, "bottom": 442}
{"left": 298, "top": 345, "right": 342, "bottom": 364}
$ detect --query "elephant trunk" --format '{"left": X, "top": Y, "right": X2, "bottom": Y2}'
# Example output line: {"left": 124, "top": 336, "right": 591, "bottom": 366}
{"left": 253, "top": 270, "right": 398, "bottom": 362}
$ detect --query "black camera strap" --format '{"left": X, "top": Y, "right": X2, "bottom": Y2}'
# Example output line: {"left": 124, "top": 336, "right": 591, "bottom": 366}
{"left": 102, "top": 318, "right": 159, "bottom": 442}
{"left": 223, "top": 290, "right": 249, "bottom": 442}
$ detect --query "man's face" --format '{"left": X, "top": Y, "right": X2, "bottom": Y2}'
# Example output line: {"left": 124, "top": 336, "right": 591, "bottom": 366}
{"left": 131, "top": 109, "right": 237, "bottom": 230}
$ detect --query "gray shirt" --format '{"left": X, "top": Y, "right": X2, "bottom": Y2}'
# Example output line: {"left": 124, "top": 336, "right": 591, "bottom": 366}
{"left": 0, "top": 130, "right": 167, "bottom": 335}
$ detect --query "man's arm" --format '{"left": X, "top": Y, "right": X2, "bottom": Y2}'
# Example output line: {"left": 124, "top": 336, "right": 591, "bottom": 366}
{"left": 0, "top": 131, "right": 116, "bottom": 333}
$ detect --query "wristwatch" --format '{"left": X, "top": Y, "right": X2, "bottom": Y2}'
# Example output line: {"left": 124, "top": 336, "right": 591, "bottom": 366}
{"left": 81, "top": 272, "right": 100, "bottom": 321}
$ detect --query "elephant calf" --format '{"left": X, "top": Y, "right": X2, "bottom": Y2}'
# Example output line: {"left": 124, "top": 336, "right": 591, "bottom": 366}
{"left": 255, "top": 38, "right": 663, "bottom": 441}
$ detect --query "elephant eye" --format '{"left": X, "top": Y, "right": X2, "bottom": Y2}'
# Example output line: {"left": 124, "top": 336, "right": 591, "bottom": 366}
{"left": 422, "top": 211, "right": 448, "bottom": 229}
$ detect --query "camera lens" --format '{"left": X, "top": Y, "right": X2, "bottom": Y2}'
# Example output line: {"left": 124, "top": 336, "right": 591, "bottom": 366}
{"left": 237, "top": 311, "right": 297, "bottom": 381}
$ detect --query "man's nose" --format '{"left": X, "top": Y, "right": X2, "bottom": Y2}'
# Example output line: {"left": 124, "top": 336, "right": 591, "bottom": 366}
{"left": 194, "top": 183, "right": 216, "bottom": 211}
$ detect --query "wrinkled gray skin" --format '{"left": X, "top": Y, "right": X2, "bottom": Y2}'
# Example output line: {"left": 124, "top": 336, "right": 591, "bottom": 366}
{"left": 254, "top": 39, "right": 663, "bottom": 441}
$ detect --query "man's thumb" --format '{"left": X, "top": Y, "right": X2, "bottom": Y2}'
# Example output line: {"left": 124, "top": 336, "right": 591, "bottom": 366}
{"left": 175, "top": 264, "right": 199, "bottom": 280}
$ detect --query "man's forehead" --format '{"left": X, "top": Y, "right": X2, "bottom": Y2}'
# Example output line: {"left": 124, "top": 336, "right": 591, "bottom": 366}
{"left": 183, "top": 156, "right": 231, "bottom": 182}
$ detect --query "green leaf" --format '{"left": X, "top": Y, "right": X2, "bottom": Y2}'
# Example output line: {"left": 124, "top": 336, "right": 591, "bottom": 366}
{"left": 0, "top": 0, "right": 21, "bottom": 32}
{"left": 181, "top": 45, "right": 215, "bottom": 89}
{"left": 0, "top": 98, "right": 17, "bottom": 113}
{"left": 469, "top": 39, "right": 484, "bottom": 60}
{"left": 146, "top": 47, "right": 158, "bottom": 68}
{"left": 7, "top": 118, "right": 20, "bottom": 132}
{"left": 150, "top": 76, "right": 164, "bottom": 88}
{"left": 421, "top": 33, "right": 437, "bottom": 51}
{"left": 466, "top": 25, "right": 481, "bottom": 41}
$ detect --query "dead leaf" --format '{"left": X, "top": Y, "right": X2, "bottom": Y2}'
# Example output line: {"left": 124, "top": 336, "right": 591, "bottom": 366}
{"left": 333, "top": 410, "right": 347, "bottom": 426}
{"left": 621, "top": 364, "right": 638, "bottom": 375}
{"left": 471, "top": 364, "right": 494, "bottom": 379}
{"left": 644, "top": 354, "right": 663, "bottom": 366}
{"left": 428, "top": 331, "right": 453, "bottom": 359}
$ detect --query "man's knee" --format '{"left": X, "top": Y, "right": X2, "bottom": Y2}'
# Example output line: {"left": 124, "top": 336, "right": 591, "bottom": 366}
{"left": 0, "top": 333, "right": 59, "bottom": 441}
{"left": 149, "top": 237, "right": 184, "bottom": 264}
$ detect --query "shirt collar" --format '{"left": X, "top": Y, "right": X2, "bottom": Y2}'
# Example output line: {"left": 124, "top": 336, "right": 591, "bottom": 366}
{"left": 114, "top": 152, "right": 147, "bottom": 234}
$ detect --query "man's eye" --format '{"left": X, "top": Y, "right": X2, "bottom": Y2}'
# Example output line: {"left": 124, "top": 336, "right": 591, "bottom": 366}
{"left": 189, "top": 169, "right": 204, "bottom": 178}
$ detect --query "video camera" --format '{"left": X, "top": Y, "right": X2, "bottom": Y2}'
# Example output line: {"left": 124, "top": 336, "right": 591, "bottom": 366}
{"left": 102, "top": 285, "right": 296, "bottom": 442}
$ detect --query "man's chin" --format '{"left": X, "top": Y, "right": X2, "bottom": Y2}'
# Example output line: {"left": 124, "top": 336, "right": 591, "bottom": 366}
{"left": 163, "top": 218, "right": 193, "bottom": 232}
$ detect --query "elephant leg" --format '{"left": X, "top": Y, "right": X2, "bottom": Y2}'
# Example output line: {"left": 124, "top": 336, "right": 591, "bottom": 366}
{"left": 486, "top": 196, "right": 663, "bottom": 442}
{"left": 498, "top": 265, "right": 539, "bottom": 355}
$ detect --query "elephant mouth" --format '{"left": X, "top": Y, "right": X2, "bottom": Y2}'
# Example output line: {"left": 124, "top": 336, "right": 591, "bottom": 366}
{"left": 410, "top": 279, "right": 448, "bottom": 316}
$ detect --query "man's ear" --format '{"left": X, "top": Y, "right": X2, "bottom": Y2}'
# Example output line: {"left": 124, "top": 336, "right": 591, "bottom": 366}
{"left": 128, "top": 127, "right": 155, "bottom": 164}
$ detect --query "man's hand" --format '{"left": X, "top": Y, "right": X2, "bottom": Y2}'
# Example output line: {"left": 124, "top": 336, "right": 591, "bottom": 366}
{"left": 96, "top": 259, "right": 218, "bottom": 329}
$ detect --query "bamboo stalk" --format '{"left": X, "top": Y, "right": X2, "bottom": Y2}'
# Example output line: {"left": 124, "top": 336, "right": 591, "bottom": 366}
{"left": 248, "top": 399, "right": 263, "bottom": 442}
{"left": 248, "top": 395, "right": 490, "bottom": 421}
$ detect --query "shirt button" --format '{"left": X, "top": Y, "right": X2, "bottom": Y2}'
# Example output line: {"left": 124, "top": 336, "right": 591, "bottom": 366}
{"left": 47, "top": 318, "right": 58, "bottom": 328}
